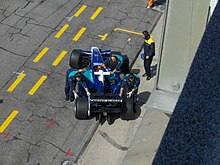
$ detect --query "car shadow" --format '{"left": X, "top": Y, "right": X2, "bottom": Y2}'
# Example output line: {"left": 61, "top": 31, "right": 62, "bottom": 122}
{"left": 93, "top": 113, "right": 119, "bottom": 125}
{"left": 153, "top": 0, "right": 166, "bottom": 7}
{"left": 130, "top": 69, "right": 140, "bottom": 74}
{"left": 86, "top": 88, "right": 152, "bottom": 124}
{"left": 133, "top": 91, "right": 151, "bottom": 120}
{"left": 94, "top": 91, "right": 152, "bottom": 124}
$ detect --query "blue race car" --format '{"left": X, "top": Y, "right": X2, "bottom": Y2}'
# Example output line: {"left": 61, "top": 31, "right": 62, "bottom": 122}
{"left": 69, "top": 47, "right": 134, "bottom": 123}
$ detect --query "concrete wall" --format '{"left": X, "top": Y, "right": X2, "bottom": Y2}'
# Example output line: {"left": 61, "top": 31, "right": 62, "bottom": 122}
{"left": 147, "top": 0, "right": 211, "bottom": 113}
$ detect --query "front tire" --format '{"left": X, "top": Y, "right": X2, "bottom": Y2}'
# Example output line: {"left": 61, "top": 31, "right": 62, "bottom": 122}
{"left": 69, "top": 49, "right": 82, "bottom": 68}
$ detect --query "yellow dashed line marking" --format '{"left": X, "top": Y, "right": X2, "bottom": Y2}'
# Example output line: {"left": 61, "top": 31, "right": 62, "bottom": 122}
{"left": 28, "top": 75, "right": 47, "bottom": 95}
{"left": 0, "top": 110, "right": 19, "bottom": 133}
{"left": 33, "top": 47, "right": 49, "bottom": 63}
{"left": 55, "top": 24, "right": 69, "bottom": 38}
{"left": 73, "top": 27, "right": 86, "bottom": 41}
{"left": 74, "top": 5, "right": 87, "bottom": 17}
{"left": 98, "top": 33, "right": 108, "bottom": 41}
{"left": 52, "top": 50, "right": 68, "bottom": 66}
{"left": 90, "top": 7, "right": 103, "bottom": 20}
{"left": 114, "top": 28, "right": 143, "bottom": 36}
{"left": 7, "top": 73, "right": 26, "bottom": 92}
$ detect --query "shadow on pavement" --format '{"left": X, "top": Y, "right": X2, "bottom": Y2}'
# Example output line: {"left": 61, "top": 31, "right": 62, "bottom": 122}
{"left": 150, "top": 64, "right": 157, "bottom": 78}
{"left": 153, "top": 0, "right": 166, "bottom": 7}
{"left": 130, "top": 69, "right": 140, "bottom": 74}
{"left": 82, "top": 91, "right": 152, "bottom": 125}
{"left": 94, "top": 91, "right": 152, "bottom": 124}
{"left": 133, "top": 91, "right": 151, "bottom": 119}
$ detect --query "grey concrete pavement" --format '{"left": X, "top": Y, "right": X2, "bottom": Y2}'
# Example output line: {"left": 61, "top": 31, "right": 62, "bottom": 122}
{"left": 76, "top": 4, "right": 167, "bottom": 165}
{"left": 122, "top": 7, "right": 169, "bottom": 165}
{"left": 0, "top": 0, "right": 163, "bottom": 164}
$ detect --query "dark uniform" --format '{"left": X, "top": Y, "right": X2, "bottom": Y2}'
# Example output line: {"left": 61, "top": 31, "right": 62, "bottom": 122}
{"left": 103, "top": 55, "right": 122, "bottom": 72}
{"left": 121, "top": 73, "right": 140, "bottom": 103}
{"left": 142, "top": 31, "right": 155, "bottom": 80}
{"left": 104, "top": 55, "right": 123, "bottom": 85}
{"left": 65, "top": 70, "right": 88, "bottom": 101}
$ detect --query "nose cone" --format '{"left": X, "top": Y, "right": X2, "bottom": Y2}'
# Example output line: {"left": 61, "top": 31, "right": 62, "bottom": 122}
{"left": 91, "top": 47, "right": 100, "bottom": 54}
{"left": 91, "top": 47, "right": 103, "bottom": 67}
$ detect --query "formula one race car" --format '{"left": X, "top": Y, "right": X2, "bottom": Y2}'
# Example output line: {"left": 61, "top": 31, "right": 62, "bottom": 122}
{"left": 69, "top": 47, "right": 134, "bottom": 124}
{"left": 69, "top": 48, "right": 130, "bottom": 75}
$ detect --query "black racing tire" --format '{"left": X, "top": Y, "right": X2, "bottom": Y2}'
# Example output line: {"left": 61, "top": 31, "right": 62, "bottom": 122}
{"left": 75, "top": 97, "right": 88, "bottom": 119}
{"left": 69, "top": 49, "right": 82, "bottom": 68}
{"left": 121, "top": 98, "right": 134, "bottom": 120}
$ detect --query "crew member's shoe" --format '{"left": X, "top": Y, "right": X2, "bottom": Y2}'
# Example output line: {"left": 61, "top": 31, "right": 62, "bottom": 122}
{"left": 133, "top": 107, "right": 137, "bottom": 113}
{"left": 142, "top": 73, "right": 147, "bottom": 77}
{"left": 70, "top": 97, "right": 74, "bottom": 102}
{"left": 146, "top": 76, "right": 151, "bottom": 80}
{"left": 145, "top": 5, "right": 151, "bottom": 8}
{"left": 65, "top": 96, "right": 69, "bottom": 101}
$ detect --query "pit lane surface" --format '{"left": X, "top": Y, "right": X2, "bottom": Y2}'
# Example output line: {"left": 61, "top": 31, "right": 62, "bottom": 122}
{"left": 0, "top": 0, "right": 162, "bottom": 164}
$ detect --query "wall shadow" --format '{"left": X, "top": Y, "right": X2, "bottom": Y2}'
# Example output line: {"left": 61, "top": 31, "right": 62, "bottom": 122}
{"left": 150, "top": 64, "right": 157, "bottom": 78}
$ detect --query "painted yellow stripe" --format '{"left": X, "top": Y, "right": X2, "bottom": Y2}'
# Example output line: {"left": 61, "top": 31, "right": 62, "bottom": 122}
{"left": 90, "top": 7, "right": 103, "bottom": 20}
{"left": 7, "top": 73, "right": 26, "bottom": 92}
{"left": 74, "top": 5, "right": 87, "bottom": 17}
{"left": 98, "top": 33, "right": 108, "bottom": 40}
{"left": 28, "top": 75, "right": 47, "bottom": 95}
{"left": 52, "top": 51, "right": 68, "bottom": 66}
{"left": 73, "top": 27, "right": 86, "bottom": 41}
{"left": 33, "top": 47, "right": 49, "bottom": 63}
{"left": 0, "top": 110, "right": 19, "bottom": 133}
{"left": 55, "top": 24, "right": 69, "bottom": 38}
{"left": 101, "top": 33, "right": 108, "bottom": 41}
{"left": 114, "top": 28, "right": 143, "bottom": 36}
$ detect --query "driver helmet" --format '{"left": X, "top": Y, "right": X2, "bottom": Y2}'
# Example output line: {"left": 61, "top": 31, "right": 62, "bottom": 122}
{"left": 111, "top": 54, "right": 118, "bottom": 60}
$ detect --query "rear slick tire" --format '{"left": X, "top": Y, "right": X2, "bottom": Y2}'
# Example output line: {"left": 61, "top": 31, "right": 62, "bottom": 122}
{"left": 75, "top": 97, "right": 88, "bottom": 119}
